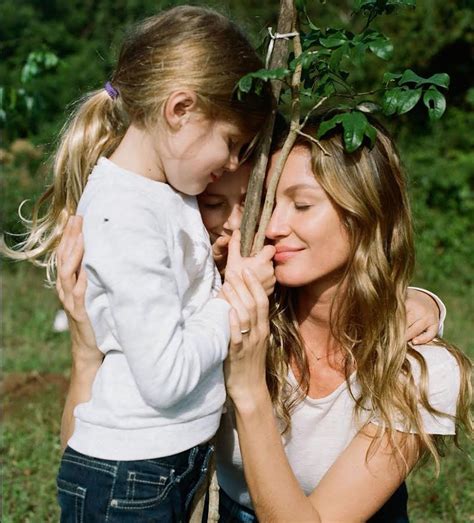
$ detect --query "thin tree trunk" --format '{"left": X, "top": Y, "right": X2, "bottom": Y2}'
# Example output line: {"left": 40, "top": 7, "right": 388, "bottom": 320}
{"left": 252, "top": 7, "right": 302, "bottom": 252}
{"left": 240, "top": 0, "right": 296, "bottom": 256}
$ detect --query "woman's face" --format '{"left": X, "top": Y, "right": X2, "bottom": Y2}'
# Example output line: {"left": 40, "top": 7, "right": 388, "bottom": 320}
{"left": 197, "top": 163, "right": 251, "bottom": 244}
{"left": 265, "top": 146, "right": 350, "bottom": 288}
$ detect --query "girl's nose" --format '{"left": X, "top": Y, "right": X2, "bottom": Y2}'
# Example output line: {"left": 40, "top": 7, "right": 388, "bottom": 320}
{"left": 265, "top": 205, "right": 290, "bottom": 240}
{"left": 223, "top": 204, "right": 243, "bottom": 233}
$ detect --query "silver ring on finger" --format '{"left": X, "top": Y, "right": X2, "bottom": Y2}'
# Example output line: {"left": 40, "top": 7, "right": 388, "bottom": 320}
{"left": 240, "top": 328, "right": 251, "bottom": 335}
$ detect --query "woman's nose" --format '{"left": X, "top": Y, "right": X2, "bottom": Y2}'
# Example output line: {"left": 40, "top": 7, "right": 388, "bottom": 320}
{"left": 265, "top": 206, "right": 290, "bottom": 240}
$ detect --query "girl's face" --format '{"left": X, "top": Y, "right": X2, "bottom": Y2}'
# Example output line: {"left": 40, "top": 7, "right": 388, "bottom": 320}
{"left": 197, "top": 163, "right": 251, "bottom": 243}
{"left": 161, "top": 113, "right": 250, "bottom": 196}
{"left": 265, "top": 146, "right": 350, "bottom": 289}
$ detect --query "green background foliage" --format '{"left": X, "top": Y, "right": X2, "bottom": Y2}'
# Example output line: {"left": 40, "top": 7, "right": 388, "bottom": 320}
{"left": 1, "top": 1, "right": 473, "bottom": 521}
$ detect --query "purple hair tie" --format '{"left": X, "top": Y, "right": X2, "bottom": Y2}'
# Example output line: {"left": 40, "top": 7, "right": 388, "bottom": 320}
{"left": 104, "top": 81, "right": 119, "bottom": 100}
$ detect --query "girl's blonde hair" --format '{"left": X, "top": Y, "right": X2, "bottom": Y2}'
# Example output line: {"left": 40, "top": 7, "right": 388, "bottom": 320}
{"left": 5, "top": 6, "right": 272, "bottom": 282}
{"left": 266, "top": 117, "right": 472, "bottom": 468}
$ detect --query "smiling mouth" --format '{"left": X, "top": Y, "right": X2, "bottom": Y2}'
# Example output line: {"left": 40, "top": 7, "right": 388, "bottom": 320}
{"left": 273, "top": 248, "right": 304, "bottom": 263}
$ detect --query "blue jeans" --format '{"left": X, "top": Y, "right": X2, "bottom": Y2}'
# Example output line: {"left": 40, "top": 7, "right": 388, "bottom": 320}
{"left": 57, "top": 444, "right": 213, "bottom": 522}
{"left": 218, "top": 483, "right": 409, "bottom": 523}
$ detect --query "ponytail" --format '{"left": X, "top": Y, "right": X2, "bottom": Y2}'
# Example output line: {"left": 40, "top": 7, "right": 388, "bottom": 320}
{"left": 3, "top": 88, "right": 127, "bottom": 284}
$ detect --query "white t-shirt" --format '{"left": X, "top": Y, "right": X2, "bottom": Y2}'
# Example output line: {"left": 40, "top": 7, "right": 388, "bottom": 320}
{"left": 216, "top": 344, "right": 460, "bottom": 509}
{"left": 69, "top": 158, "right": 231, "bottom": 460}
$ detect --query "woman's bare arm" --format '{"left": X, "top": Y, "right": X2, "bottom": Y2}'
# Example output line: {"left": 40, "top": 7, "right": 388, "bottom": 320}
{"left": 56, "top": 216, "right": 103, "bottom": 450}
{"left": 221, "top": 266, "right": 420, "bottom": 522}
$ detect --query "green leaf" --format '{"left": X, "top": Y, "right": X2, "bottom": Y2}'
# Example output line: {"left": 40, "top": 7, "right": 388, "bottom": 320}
{"left": 351, "top": 42, "right": 368, "bottom": 66}
{"left": 387, "top": 0, "right": 416, "bottom": 6}
{"left": 425, "top": 73, "right": 450, "bottom": 89}
{"left": 397, "top": 87, "right": 422, "bottom": 114}
{"left": 382, "top": 87, "right": 402, "bottom": 115}
{"left": 382, "top": 87, "right": 422, "bottom": 115}
{"left": 383, "top": 72, "right": 402, "bottom": 83}
{"left": 320, "top": 32, "right": 348, "bottom": 48}
{"left": 329, "top": 44, "right": 348, "bottom": 72}
{"left": 399, "top": 69, "right": 450, "bottom": 89}
{"left": 316, "top": 114, "right": 344, "bottom": 139}
{"left": 341, "top": 111, "right": 368, "bottom": 153}
{"left": 399, "top": 69, "right": 425, "bottom": 85}
{"left": 368, "top": 36, "right": 393, "bottom": 60}
{"left": 423, "top": 87, "right": 446, "bottom": 120}
{"left": 238, "top": 75, "right": 253, "bottom": 94}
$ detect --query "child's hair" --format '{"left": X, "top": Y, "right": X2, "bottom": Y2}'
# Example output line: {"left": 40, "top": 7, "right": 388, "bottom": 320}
{"left": 5, "top": 5, "right": 272, "bottom": 283}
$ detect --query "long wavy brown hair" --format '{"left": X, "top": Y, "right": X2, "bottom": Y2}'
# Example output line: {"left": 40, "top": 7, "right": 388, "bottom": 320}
{"left": 266, "top": 118, "right": 472, "bottom": 468}
{"left": 3, "top": 6, "right": 272, "bottom": 283}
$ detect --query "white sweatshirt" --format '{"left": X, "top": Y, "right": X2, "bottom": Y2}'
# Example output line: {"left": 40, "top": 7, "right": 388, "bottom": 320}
{"left": 69, "top": 158, "right": 231, "bottom": 460}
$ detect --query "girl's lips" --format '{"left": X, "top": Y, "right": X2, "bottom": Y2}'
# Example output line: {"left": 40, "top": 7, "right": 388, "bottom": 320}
{"left": 210, "top": 173, "right": 219, "bottom": 183}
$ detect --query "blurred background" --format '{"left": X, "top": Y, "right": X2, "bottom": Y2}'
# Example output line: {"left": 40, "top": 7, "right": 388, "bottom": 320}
{"left": 1, "top": 0, "right": 473, "bottom": 521}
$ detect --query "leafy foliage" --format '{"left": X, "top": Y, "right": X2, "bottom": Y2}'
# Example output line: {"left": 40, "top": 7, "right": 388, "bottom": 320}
{"left": 235, "top": 0, "right": 452, "bottom": 152}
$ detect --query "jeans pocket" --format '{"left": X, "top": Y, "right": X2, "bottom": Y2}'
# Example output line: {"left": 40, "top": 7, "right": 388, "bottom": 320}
{"left": 57, "top": 478, "right": 86, "bottom": 523}
{"left": 111, "top": 464, "right": 176, "bottom": 510}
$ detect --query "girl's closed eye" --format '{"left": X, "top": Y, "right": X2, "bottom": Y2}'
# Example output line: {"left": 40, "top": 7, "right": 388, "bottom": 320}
{"left": 203, "top": 201, "right": 225, "bottom": 209}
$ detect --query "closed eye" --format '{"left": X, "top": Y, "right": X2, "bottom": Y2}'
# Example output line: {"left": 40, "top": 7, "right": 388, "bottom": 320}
{"left": 294, "top": 203, "right": 312, "bottom": 211}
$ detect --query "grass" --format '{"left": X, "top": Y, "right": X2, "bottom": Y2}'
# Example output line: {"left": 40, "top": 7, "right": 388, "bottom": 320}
{"left": 2, "top": 263, "right": 473, "bottom": 522}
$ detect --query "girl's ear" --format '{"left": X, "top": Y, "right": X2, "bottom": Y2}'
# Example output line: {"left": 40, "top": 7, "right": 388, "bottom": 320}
{"left": 164, "top": 90, "right": 198, "bottom": 130}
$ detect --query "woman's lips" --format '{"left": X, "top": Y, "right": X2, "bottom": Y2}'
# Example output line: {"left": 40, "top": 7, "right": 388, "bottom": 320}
{"left": 273, "top": 246, "right": 304, "bottom": 263}
{"left": 210, "top": 173, "right": 219, "bottom": 183}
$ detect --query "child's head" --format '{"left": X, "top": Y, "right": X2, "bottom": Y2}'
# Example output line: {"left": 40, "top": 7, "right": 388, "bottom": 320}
{"left": 197, "top": 162, "right": 252, "bottom": 243}
{"left": 113, "top": 6, "right": 270, "bottom": 137}
{"left": 6, "top": 6, "right": 272, "bottom": 281}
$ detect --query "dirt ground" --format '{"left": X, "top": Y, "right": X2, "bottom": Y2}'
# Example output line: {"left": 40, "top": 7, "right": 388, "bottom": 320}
{"left": 2, "top": 372, "right": 69, "bottom": 418}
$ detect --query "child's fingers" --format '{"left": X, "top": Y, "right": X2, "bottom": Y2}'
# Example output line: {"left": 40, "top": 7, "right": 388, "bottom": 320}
{"left": 412, "top": 323, "right": 438, "bottom": 345}
{"left": 212, "top": 235, "right": 230, "bottom": 258}
{"left": 254, "top": 244, "right": 276, "bottom": 263}
{"left": 405, "top": 318, "right": 428, "bottom": 342}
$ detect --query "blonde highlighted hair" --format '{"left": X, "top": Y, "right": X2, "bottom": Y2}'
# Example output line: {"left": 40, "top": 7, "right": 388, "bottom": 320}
{"left": 266, "top": 116, "right": 472, "bottom": 468}
{"left": 4, "top": 6, "right": 272, "bottom": 282}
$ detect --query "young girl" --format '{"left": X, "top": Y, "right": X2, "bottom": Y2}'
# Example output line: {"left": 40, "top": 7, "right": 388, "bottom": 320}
{"left": 6, "top": 6, "right": 275, "bottom": 521}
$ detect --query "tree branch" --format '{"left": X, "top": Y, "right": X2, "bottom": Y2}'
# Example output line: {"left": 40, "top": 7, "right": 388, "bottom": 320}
{"left": 252, "top": 5, "right": 303, "bottom": 253}
{"left": 240, "top": 0, "right": 295, "bottom": 256}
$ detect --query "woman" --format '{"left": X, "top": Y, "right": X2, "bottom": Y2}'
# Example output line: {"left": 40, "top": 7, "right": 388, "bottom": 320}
{"left": 215, "top": 119, "right": 471, "bottom": 521}
{"left": 53, "top": 122, "right": 462, "bottom": 521}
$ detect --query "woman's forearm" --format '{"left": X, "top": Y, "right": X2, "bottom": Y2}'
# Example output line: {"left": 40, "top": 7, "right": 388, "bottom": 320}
{"left": 60, "top": 355, "right": 102, "bottom": 450}
{"left": 233, "top": 390, "right": 321, "bottom": 523}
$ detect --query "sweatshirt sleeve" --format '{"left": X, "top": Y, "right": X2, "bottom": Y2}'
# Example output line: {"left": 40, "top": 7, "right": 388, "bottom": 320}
{"left": 82, "top": 192, "right": 230, "bottom": 410}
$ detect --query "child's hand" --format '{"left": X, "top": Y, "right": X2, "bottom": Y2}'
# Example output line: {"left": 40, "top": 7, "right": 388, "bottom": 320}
{"left": 405, "top": 288, "right": 441, "bottom": 344}
{"left": 212, "top": 235, "right": 230, "bottom": 274}
{"left": 223, "top": 230, "right": 276, "bottom": 296}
